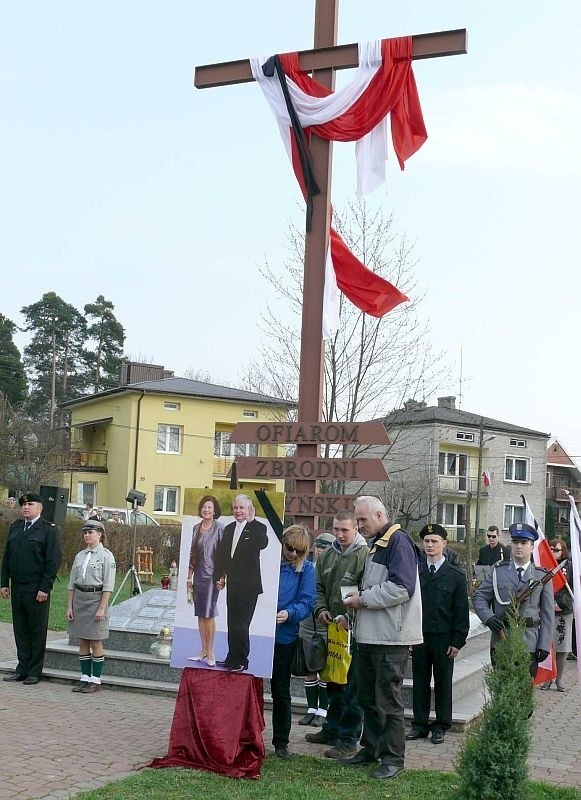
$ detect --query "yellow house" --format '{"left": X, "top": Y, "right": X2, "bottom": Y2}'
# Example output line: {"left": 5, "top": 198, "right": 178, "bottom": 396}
{"left": 59, "top": 369, "right": 292, "bottom": 522}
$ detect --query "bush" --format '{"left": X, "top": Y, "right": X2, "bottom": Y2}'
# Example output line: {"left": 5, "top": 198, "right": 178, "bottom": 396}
{"left": 455, "top": 602, "right": 533, "bottom": 800}
{"left": 0, "top": 516, "right": 183, "bottom": 575}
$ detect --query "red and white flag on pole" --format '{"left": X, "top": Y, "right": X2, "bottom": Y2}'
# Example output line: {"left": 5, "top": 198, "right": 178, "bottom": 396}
{"left": 522, "top": 496, "right": 567, "bottom": 593}
{"left": 522, "top": 496, "right": 561, "bottom": 684}
{"left": 568, "top": 495, "right": 581, "bottom": 689}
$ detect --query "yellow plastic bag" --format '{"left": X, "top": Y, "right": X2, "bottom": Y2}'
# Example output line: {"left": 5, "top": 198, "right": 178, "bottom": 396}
{"left": 320, "top": 622, "right": 351, "bottom": 684}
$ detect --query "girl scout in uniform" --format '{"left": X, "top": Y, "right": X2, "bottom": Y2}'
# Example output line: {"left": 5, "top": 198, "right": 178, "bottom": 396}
{"left": 67, "top": 520, "right": 116, "bottom": 693}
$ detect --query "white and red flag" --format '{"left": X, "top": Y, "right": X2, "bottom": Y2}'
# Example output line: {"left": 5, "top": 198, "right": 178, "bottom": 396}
{"left": 522, "top": 496, "right": 561, "bottom": 684}
{"left": 568, "top": 496, "right": 581, "bottom": 689}
{"left": 251, "top": 37, "right": 427, "bottom": 337}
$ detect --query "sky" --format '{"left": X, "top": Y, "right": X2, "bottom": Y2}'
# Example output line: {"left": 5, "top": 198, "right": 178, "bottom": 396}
{"left": 1, "top": 1, "right": 580, "bottom": 459}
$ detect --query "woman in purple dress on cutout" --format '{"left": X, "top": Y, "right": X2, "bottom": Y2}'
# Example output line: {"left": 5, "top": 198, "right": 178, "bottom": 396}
{"left": 186, "top": 495, "right": 224, "bottom": 667}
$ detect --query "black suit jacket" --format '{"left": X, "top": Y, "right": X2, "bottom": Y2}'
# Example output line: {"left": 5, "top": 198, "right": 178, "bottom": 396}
{"left": 419, "top": 560, "right": 470, "bottom": 650}
{"left": 1, "top": 517, "right": 62, "bottom": 593}
{"left": 213, "top": 519, "right": 268, "bottom": 595}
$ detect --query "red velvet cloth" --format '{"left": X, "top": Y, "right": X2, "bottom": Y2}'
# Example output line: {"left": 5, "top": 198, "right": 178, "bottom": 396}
{"left": 148, "top": 670, "right": 265, "bottom": 779}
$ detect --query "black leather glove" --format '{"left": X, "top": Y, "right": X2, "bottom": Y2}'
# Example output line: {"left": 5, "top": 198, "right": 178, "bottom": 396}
{"left": 485, "top": 615, "right": 505, "bottom": 633}
{"left": 534, "top": 649, "right": 549, "bottom": 663}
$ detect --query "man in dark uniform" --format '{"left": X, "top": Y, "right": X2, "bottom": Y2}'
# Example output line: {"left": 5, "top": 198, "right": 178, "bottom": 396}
{"left": 473, "top": 522, "right": 554, "bottom": 677}
{"left": 1, "top": 492, "right": 62, "bottom": 684}
{"left": 213, "top": 493, "right": 268, "bottom": 672}
{"left": 406, "top": 524, "right": 470, "bottom": 745}
{"left": 476, "top": 525, "right": 511, "bottom": 566}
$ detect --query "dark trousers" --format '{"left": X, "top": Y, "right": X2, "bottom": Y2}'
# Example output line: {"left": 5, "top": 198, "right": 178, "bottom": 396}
{"left": 323, "top": 645, "right": 363, "bottom": 747}
{"left": 411, "top": 634, "right": 454, "bottom": 733}
{"left": 357, "top": 643, "right": 409, "bottom": 767}
{"left": 11, "top": 584, "right": 50, "bottom": 679}
{"left": 271, "top": 641, "right": 296, "bottom": 749}
{"left": 225, "top": 589, "right": 259, "bottom": 667}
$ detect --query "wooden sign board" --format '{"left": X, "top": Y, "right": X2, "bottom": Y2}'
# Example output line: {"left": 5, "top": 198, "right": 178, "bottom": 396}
{"left": 229, "top": 421, "right": 389, "bottom": 446}
{"left": 236, "top": 456, "right": 388, "bottom": 482}
{"left": 285, "top": 494, "right": 356, "bottom": 516}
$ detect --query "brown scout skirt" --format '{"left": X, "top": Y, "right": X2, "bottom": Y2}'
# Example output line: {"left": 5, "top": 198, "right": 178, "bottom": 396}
{"left": 68, "top": 589, "right": 110, "bottom": 640}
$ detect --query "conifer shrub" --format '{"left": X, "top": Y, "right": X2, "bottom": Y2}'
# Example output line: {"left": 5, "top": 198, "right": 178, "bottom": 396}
{"left": 455, "top": 602, "right": 533, "bottom": 800}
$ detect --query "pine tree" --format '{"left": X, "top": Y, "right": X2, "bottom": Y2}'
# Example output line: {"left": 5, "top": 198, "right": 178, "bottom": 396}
{"left": 456, "top": 602, "right": 533, "bottom": 799}
{"left": 0, "top": 314, "right": 27, "bottom": 405}
{"left": 84, "top": 295, "right": 125, "bottom": 392}
{"left": 21, "top": 292, "right": 88, "bottom": 426}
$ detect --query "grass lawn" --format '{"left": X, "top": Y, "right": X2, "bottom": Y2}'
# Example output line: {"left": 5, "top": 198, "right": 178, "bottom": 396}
{"left": 65, "top": 757, "right": 580, "bottom": 800}
{"left": 0, "top": 570, "right": 164, "bottom": 631}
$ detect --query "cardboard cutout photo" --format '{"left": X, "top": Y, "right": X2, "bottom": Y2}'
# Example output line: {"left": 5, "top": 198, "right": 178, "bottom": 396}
{"left": 171, "top": 488, "right": 284, "bottom": 679}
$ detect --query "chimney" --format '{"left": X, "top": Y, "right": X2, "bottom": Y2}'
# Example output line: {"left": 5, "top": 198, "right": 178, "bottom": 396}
{"left": 403, "top": 398, "right": 427, "bottom": 411}
{"left": 437, "top": 396, "right": 456, "bottom": 410}
{"left": 119, "top": 362, "right": 174, "bottom": 386}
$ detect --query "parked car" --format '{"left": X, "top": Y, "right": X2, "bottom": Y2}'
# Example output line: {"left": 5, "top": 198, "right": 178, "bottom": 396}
{"left": 66, "top": 503, "right": 160, "bottom": 526}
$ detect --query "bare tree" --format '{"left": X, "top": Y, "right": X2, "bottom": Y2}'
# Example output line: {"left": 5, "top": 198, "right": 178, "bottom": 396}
{"left": 243, "top": 199, "right": 442, "bottom": 425}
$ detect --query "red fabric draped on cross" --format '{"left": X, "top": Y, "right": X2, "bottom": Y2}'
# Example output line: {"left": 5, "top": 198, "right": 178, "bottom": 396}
{"left": 281, "top": 37, "right": 426, "bottom": 318}
{"left": 280, "top": 37, "right": 427, "bottom": 168}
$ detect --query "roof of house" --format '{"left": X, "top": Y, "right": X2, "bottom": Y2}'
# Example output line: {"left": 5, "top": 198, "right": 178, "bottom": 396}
{"left": 547, "top": 439, "right": 581, "bottom": 471}
{"left": 380, "top": 402, "right": 549, "bottom": 439}
{"left": 60, "top": 377, "right": 294, "bottom": 409}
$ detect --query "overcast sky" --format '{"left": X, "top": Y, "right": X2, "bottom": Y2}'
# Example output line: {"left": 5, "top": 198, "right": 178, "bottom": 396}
{"left": 2, "top": 1, "right": 580, "bottom": 460}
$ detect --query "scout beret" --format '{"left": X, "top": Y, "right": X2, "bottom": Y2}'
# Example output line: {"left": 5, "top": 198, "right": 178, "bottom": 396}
{"left": 82, "top": 519, "right": 105, "bottom": 533}
{"left": 19, "top": 492, "right": 43, "bottom": 505}
{"left": 508, "top": 522, "right": 538, "bottom": 541}
{"left": 419, "top": 523, "right": 448, "bottom": 539}
{"left": 314, "top": 532, "right": 335, "bottom": 548}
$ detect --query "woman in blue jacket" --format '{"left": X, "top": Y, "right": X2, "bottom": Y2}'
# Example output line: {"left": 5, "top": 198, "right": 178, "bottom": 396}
{"left": 272, "top": 525, "right": 316, "bottom": 759}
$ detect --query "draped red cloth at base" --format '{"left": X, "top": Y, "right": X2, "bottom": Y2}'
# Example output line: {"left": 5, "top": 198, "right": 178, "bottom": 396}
{"left": 148, "top": 669, "right": 265, "bottom": 779}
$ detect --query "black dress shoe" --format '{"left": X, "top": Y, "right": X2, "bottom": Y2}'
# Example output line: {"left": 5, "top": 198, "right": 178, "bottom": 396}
{"left": 71, "top": 681, "right": 86, "bottom": 692}
{"left": 406, "top": 728, "right": 429, "bottom": 740}
{"left": 216, "top": 659, "right": 229, "bottom": 667}
{"left": 372, "top": 763, "right": 404, "bottom": 780}
{"left": 431, "top": 731, "right": 445, "bottom": 744}
{"left": 22, "top": 676, "right": 39, "bottom": 685}
{"left": 227, "top": 664, "right": 247, "bottom": 672}
{"left": 3, "top": 674, "right": 25, "bottom": 682}
{"left": 298, "top": 712, "right": 315, "bottom": 726}
{"left": 275, "top": 746, "right": 292, "bottom": 759}
{"left": 341, "top": 749, "right": 377, "bottom": 766}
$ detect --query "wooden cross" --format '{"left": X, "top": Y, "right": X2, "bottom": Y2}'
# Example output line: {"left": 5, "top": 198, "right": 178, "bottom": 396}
{"left": 195, "top": 1, "right": 466, "bottom": 531}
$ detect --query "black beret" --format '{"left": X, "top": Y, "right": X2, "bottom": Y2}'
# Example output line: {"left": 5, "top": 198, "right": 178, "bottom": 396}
{"left": 419, "top": 523, "right": 448, "bottom": 540}
{"left": 19, "top": 492, "right": 43, "bottom": 506}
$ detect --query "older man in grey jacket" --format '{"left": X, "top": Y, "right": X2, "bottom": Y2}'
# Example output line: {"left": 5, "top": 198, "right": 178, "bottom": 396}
{"left": 343, "top": 497, "right": 422, "bottom": 780}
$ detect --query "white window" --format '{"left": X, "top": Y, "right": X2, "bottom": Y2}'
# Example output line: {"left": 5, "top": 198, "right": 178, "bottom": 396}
{"left": 163, "top": 401, "right": 181, "bottom": 411}
{"left": 77, "top": 482, "right": 97, "bottom": 505}
{"left": 243, "top": 409, "right": 257, "bottom": 418}
{"left": 438, "top": 452, "right": 468, "bottom": 490}
{"left": 214, "top": 431, "right": 258, "bottom": 457}
{"left": 157, "top": 424, "right": 182, "bottom": 454}
{"left": 505, "top": 456, "right": 530, "bottom": 483}
{"left": 510, "top": 438, "right": 527, "bottom": 448}
{"left": 503, "top": 504, "right": 525, "bottom": 529}
{"left": 154, "top": 486, "right": 179, "bottom": 514}
{"left": 437, "top": 502, "right": 466, "bottom": 527}
{"left": 456, "top": 431, "right": 475, "bottom": 442}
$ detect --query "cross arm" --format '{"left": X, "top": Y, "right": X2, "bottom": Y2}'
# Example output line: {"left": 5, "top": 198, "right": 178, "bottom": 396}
{"left": 194, "top": 28, "right": 466, "bottom": 89}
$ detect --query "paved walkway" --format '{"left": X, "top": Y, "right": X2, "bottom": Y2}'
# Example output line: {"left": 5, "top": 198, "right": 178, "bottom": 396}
{"left": 0, "top": 622, "right": 580, "bottom": 798}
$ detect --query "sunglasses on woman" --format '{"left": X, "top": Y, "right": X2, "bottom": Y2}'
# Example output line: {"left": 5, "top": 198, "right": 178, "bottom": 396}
{"left": 283, "top": 541, "right": 306, "bottom": 556}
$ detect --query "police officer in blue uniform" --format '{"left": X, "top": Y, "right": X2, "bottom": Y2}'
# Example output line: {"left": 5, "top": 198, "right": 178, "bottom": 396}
{"left": 473, "top": 522, "right": 554, "bottom": 677}
{"left": 1, "top": 492, "right": 62, "bottom": 684}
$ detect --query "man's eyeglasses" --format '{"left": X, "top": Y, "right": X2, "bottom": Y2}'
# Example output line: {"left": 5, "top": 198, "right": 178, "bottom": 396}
{"left": 283, "top": 542, "right": 306, "bottom": 556}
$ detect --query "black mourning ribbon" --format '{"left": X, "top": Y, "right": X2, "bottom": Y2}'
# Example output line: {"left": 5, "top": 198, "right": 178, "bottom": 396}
{"left": 263, "top": 54, "right": 320, "bottom": 231}
{"left": 254, "top": 488, "right": 284, "bottom": 544}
